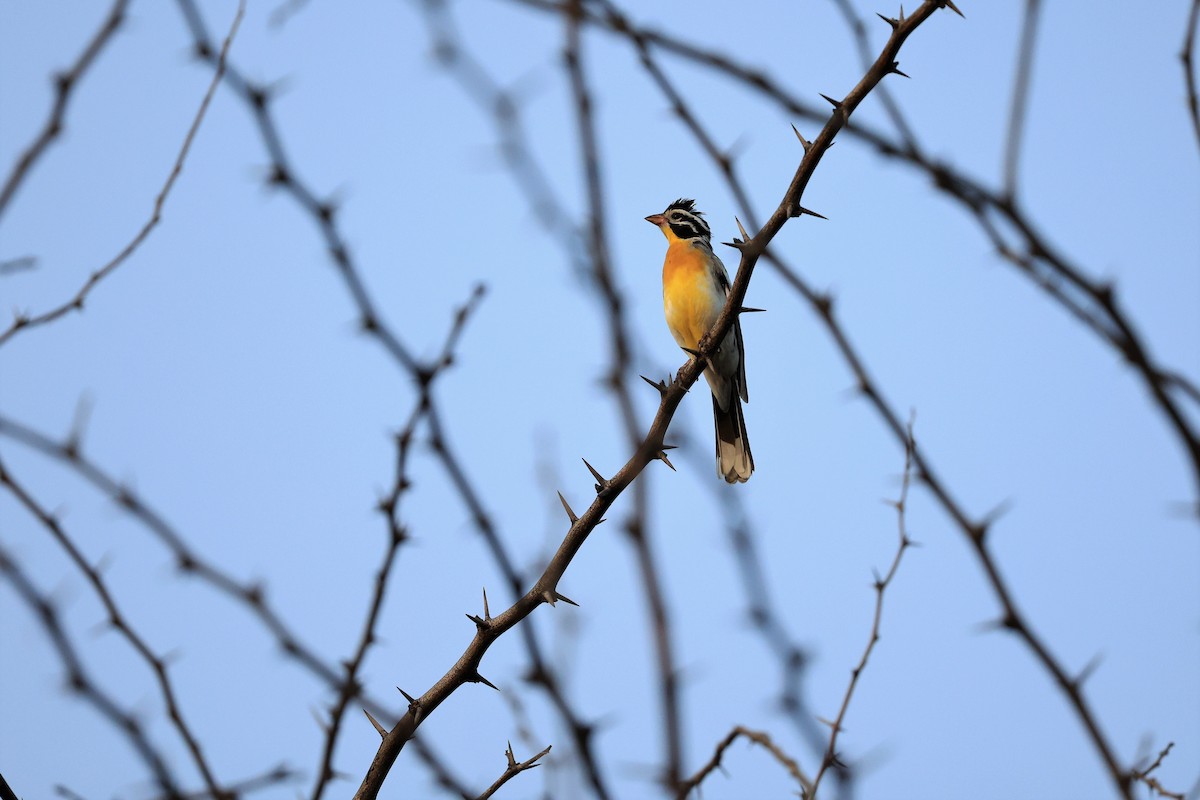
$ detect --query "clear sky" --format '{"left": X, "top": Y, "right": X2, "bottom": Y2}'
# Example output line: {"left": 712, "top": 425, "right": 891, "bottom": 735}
{"left": 1, "top": 2, "right": 1197, "bottom": 799}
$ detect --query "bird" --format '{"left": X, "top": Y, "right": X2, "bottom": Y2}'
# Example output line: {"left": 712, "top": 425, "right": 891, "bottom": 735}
{"left": 645, "top": 198, "right": 753, "bottom": 483}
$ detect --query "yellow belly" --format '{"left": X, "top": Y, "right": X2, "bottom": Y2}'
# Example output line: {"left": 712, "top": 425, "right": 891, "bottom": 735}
{"left": 662, "top": 244, "right": 720, "bottom": 350}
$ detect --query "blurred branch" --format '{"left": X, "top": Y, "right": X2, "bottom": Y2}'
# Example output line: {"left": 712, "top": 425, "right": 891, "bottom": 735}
{"left": 173, "top": 0, "right": 416, "bottom": 373}
{"left": 679, "top": 726, "right": 811, "bottom": 799}
{"left": 0, "top": 1, "right": 244, "bottom": 351}
{"left": 1003, "top": 0, "right": 1042, "bottom": 197}
{"left": 1183, "top": 0, "right": 1200, "bottom": 155}
{"left": 475, "top": 742, "right": 552, "bottom": 800}
{"left": 0, "top": 0, "right": 128, "bottom": 224}
{"left": 0, "top": 540, "right": 181, "bottom": 797}
{"left": 353, "top": 5, "right": 952, "bottom": 797}
{"left": 0, "top": 255, "right": 37, "bottom": 276}
{"left": 809, "top": 420, "right": 916, "bottom": 799}
{"left": 564, "top": 1, "right": 683, "bottom": 792}
{"left": 0, "top": 454, "right": 227, "bottom": 797}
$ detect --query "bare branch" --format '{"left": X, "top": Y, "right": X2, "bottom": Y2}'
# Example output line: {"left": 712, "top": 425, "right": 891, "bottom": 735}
{"left": 1003, "top": 0, "right": 1043, "bottom": 197}
{"left": 678, "top": 726, "right": 811, "bottom": 799}
{"left": 1183, "top": 0, "right": 1200, "bottom": 155}
{"left": 809, "top": 420, "right": 917, "bottom": 798}
{"left": 0, "top": 0, "right": 129, "bottom": 223}
{"left": 0, "top": 1, "right": 246, "bottom": 350}
{"left": 474, "top": 742, "right": 552, "bottom": 800}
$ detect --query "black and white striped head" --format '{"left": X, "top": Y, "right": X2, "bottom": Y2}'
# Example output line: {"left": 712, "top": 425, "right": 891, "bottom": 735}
{"left": 645, "top": 198, "right": 712, "bottom": 243}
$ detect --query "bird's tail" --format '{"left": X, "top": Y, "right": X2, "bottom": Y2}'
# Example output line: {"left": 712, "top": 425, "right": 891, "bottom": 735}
{"left": 713, "top": 392, "right": 753, "bottom": 483}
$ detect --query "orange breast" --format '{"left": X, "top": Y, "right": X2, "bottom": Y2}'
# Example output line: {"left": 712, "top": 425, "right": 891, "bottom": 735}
{"left": 662, "top": 243, "right": 719, "bottom": 350}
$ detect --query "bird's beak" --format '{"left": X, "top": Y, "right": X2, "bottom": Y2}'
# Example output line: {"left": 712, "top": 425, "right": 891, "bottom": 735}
{"left": 644, "top": 213, "right": 666, "bottom": 226}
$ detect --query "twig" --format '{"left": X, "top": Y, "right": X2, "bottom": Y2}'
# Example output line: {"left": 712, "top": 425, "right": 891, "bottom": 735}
{"left": 1182, "top": 0, "right": 1200, "bottom": 156}
{"left": 1003, "top": 0, "right": 1042, "bottom": 197}
{"left": 474, "top": 742, "right": 552, "bottom": 800}
{"left": 0, "top": 1, "right": 245, "bottom": 350}
{"left": 1130, "top": 742, "right": 1185, "bottom": 800}
{"left": 0, "top": 0, "right": 129, "bottom": 223}
{"left": 678, "top": 726, "right": 811, "bottom": 798}
{"left": 809, "top": 420, "right": 917, "bottom": 799}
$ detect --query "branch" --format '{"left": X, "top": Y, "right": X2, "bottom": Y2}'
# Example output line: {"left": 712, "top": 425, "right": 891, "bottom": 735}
{"left": 1183, "top": 0, "right": 1200, "bottom": 156}
{"left": 0, "top": 1, "right": 245, "bottom": 350}
{"left": 678, "top": 726, "right": 811, "bottom": 799}
{"left": 474, "top": 742, "right": 552, "bottom": 800}
{"left": 809, "top": 420, "right": 917, "bottom": 799}
{"left": 0, "top": 541, "right": 181, "bottom": 795}
{"left": 0, "top": 0, "right": 129, "bottom": 223}
{"left": 1003, "top": 0, "right": 1043, "bottom": 197}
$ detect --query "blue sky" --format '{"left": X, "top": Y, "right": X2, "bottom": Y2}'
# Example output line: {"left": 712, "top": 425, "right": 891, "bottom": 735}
{"left": 1, "top": 2, "right": 1197, "bottom": 799}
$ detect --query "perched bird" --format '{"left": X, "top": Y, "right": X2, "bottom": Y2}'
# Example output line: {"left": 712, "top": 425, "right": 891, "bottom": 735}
{"left": 645, "top": 198, "right": 753, "bottom": 483}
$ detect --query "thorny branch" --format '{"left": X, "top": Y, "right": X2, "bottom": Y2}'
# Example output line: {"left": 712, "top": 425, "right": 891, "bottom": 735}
{"left": 1184, "top": 0, "right": 1200, "bottom": 156}
{"left": 809, "top": 421, "right": 916, "bottom": 799}
{"left": 0, "top": 1, "right": 245, "bottom": 350}
{"left": 0, "top": 540, "right": 181, "bottom": 795}
{"left": 679, "top": 726, "right": 811, "bottom": 799}
{"left": 353, "top": 5, "right": 955, "bottom": 797}
{"left": 0, "top": 0, "right": 129, "bottom": 224}
{"left": 0, "top": 454, "right": 227, "bottom": 798}
{"left": 474, "top": 742, "right": 552, "bottom": 800}
{"left": 515, "top": 0, "right": 1200, "bottom": 504}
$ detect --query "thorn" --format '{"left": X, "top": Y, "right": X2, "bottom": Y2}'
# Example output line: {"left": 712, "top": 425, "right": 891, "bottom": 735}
{"left": 819, "top": 93, "right": 843, "bottom": 110}
{"left": 466, "top": 612, "right": 490, "bottom": 629}
{"left": 876, "top": 11, "right": 899, "bottom": 28}
{"left": 557, "top": 491, "right": 578, "bottom": 524}
{"left": 721, "top": 239, "right": 748, "bottom": 250}
{"left": 471, "top": 671, "right": 499, "bottom": 691}
{"left": 543, "top": 589, "right": 579, "bottom": 607}
{"left": 739, "top": 306, "right": 766, "bottom": 314}
{"left": 796, "top": 205, "right": 828, "bottom": 220}
{"left": 681, "top": 346, "right": 705, "bottom": 363}
{"left": 482, "top": 587, "right": 491, "bottom": 621}
{"left": 889, "top": 61, "right": 910, "bottom": 78}
{"left": 656, "top": 450, "right": 676, "bottom": 471}
{"left": 816, "top": 716, "right": 843, "bottom": 733}
{"left": 898, "top": 5, "right": 906, "bottom": 23}
{"left": 1074, "top": 653, "right": 1104, "bottom": 689}
{"left": 363, "top": 709, "right": 387, "bottom": 738}
{"left": 582, "top": 458, "right": 606, "bottom": 491}
{"left": 734, "top": 217, "right": 750, "bottom": 242}
{"left": 941, "top": 0, "right": 964, "bottom": 17}
{"left": 639, "top": 374, "right": 669, "bottom": 396}
{"left": 398, "top": 687, "right": 418, "bottom": 706}
{"left": 791, "top": 123, "right": 812, "bottom": 151}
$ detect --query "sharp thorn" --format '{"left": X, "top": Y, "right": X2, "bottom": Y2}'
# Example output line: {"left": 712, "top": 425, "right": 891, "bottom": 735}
{"left": 544, "top": 589, "right": 579, "bottom": 607}
{"left": 791, "top": 123, "right": 812, "bottom": 150}
{"left": 721, "top": 239, "right": 747, "bottom": 250}
{"left": 657, "top": 451, "right": 676, "bottom": 471}
{"left": 734, "top": 216, "right": 750, "bottom": 241}
{"left": 889, "top": 62, "right": 910, "bottom": 78}
{"left": 557, "top": 491, "right": 578, "bottom": 524}
{"left": 482, "top": 587, "right": 491, "bottom": 620}
{"left": 660, "top": 444, "right": 678, "bottom": 451}
{"left": 639, "top": 374, "right": 669, "bottom": 396}
{"left": 467, "top": 613, "right": 488, "bottom": 628}
{"left": 876, "top": 11, "right": 900, "bottom": 28}
{"left": 819, "top": 93, "right": 842, "bottom": 109}
{"left": 397, "top": 687, "right": 418, "bottom": 706}
{"left": 363, "top": 709, "right": 387, "bottom": 738}
{"left": 797, "top": 205, "right": 828, "bottom": 220}
{"left": 681, "top": 346, "right": 704, "bottom": 360}
{"left": 942, "top": 0, "right": 964, "bottom": 17}
{"left": 581, "top": 458, "right": 606, "bottom": 489}
{"left": 739, "top": 306, "right": 766, "bottom": 314}
{"left": 472, "top": 671, "right": 499, "bottom": 691}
